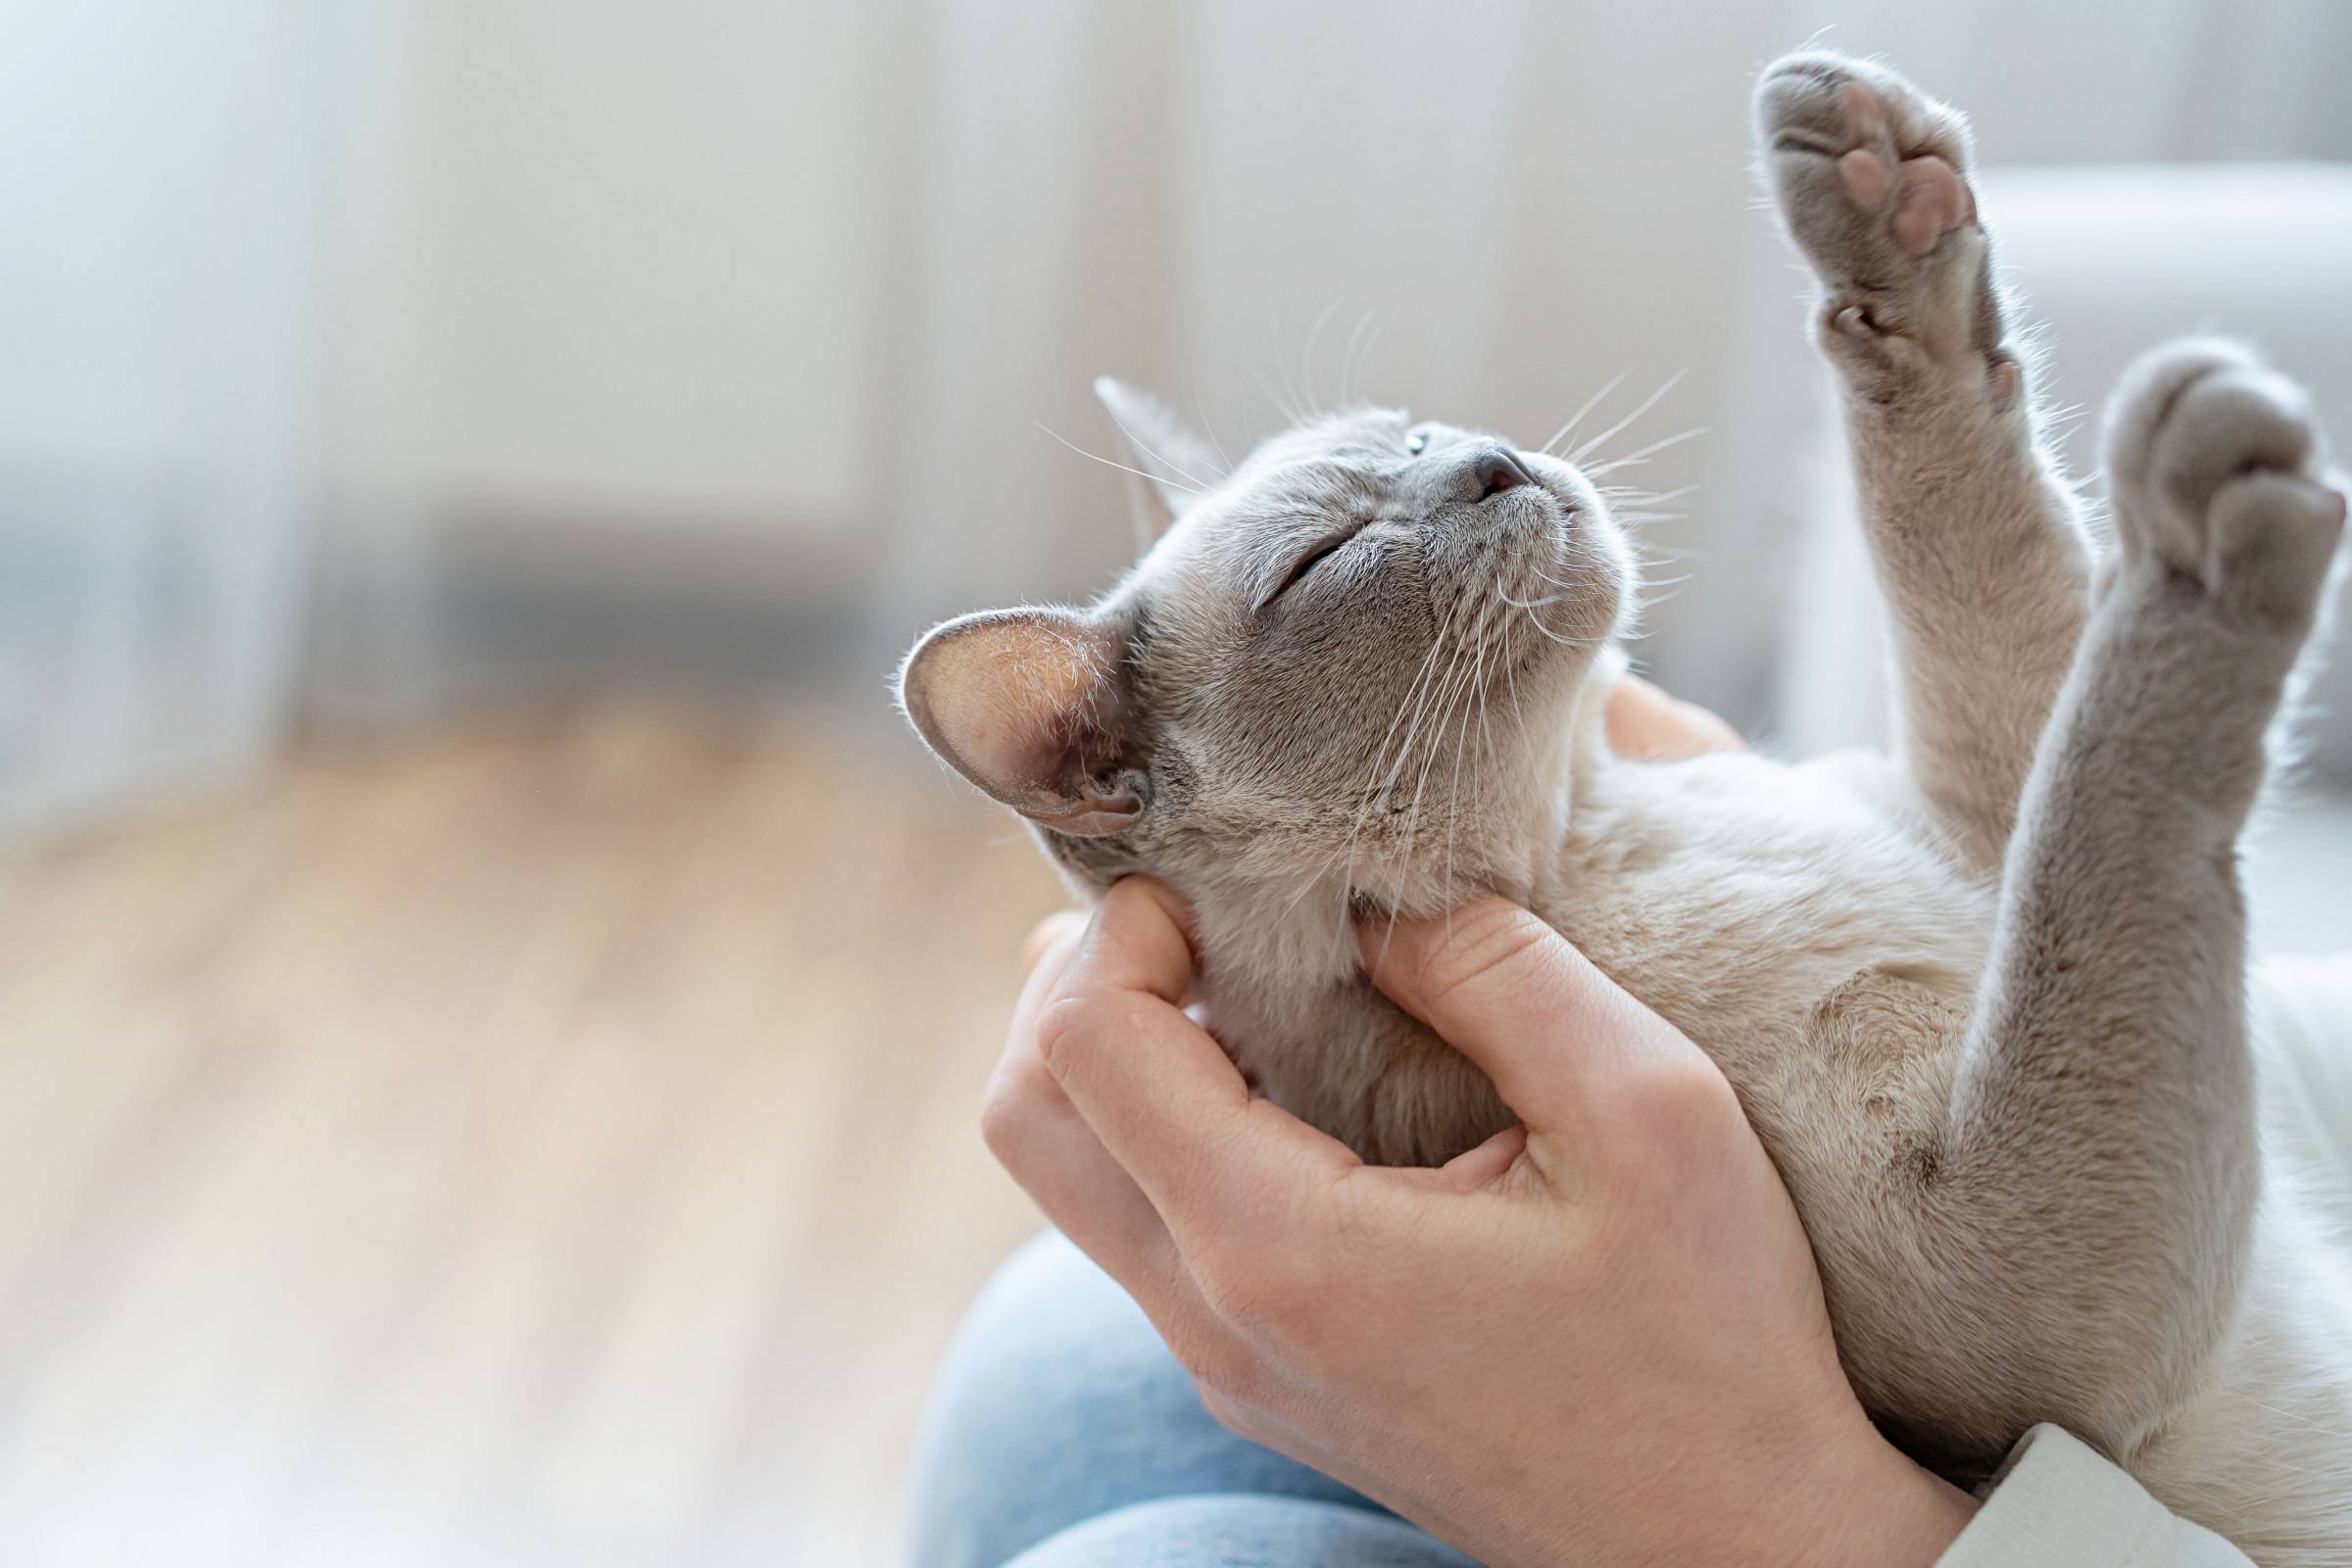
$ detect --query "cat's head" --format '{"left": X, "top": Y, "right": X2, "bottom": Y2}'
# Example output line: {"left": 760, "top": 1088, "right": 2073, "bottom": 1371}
{"left": 898, "top": 377, "right": 1637, "bottom": 931}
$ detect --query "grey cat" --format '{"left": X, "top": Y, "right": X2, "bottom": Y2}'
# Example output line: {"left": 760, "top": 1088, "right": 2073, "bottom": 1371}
{"left": 899, "top": 52, "right": 2352, "bottom": 1561}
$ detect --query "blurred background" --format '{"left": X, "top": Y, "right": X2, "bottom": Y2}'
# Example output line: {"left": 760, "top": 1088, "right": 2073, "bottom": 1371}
{"left": 4, "top": 1, "right": 2350, "bottom": 1563}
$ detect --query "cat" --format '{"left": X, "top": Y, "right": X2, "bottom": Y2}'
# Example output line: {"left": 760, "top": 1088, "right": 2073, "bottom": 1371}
{"left": 898, "top": 51, "right": 2352, "bottom": 1563}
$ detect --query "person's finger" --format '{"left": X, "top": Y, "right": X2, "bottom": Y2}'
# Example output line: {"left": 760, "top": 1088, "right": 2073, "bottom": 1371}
{"left": 991, "top": 900, "right": 1259, "bottom": 1385}
{"left": 992, "top": 906, "right": 1172, "bottom": 1271}
{"left": 1021, "top": 909, "right": 1088, "bottom": 974}
{"left": 1371, "top": 1121, "right": 1531, "bottom": 1196}
{"left": 1441, "top": 1121, "right": 1530, "bottom": 1188}
{"left": 1358, "top": 899, "right": 1704, "bottom": 1139}
{"left": 982, "top": 1034, "right": 1181, "bottom": 1292}
{"left": 1055, "top": 876, "right": 1198, "bottom": 1007}
{"left": 981, "top": 1040, "right": 1253, "bottom": 1394}
{"left": 1606, "top": 674, "right": 1744, "bottom": 760}
{"left": 1014, "top": 913, "right": 1090, "bottom": 1015}
{"left": 1036, "top": 878, "right": 1359, "bottom": 1241}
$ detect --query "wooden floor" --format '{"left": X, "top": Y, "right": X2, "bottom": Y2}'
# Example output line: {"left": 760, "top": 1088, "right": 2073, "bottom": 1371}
{"left": 0, "top": 708, "right": 1068, "bottom": 1567}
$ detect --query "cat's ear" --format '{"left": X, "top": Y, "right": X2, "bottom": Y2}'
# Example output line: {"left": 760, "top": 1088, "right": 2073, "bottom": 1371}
{"left": 897, "top": 607, "right": 1144, "bottom": 836}
{"left": 1094, "top": 375, "right": 1222, "bottom": 536}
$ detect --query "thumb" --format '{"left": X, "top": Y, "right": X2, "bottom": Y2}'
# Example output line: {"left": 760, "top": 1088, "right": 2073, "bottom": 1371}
{"left": 1359, "top": 900, "right": 1701, "bottom": 1136}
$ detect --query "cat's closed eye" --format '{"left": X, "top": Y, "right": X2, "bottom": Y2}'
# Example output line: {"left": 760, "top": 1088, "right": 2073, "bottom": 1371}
{"left": 1267, "top": 535, "right": 1352, "bottom": 605}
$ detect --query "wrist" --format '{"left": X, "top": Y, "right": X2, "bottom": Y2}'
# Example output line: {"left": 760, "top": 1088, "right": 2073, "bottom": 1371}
{"left": 1800, "top": 1415, "right": 1980, "bottom": 1568}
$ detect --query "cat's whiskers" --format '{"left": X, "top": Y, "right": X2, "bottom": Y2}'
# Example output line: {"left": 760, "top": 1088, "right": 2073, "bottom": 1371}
{"left": 1444, "top": 630, "right": 1500, "bottom": 937}
{"left": 1366, "top": 595, "right": 1468, "bottom": 808}
{"left": 1471, "top": 618, "right": 1499, "bottom": 763}
{"left": 1599, "top": 482, "right": 1698, "bottom": 511}
{"left": 1339, "top": 308, "right": 1383, "bottom": 409}
{"left": 1518, "top": 617, "right": 1603, "bottom": 650}
{"left": 1503, "top": 576, "right": 1607, "bottom": 650}
{"left": 1199, "top": 401, "right": 1238, "bottom": 475}
{"left": 1288, "top": 594, "right": 1465, "bottom": 943}
{"left": 1582, "top": 425, "right": 1708, "bottom": 479}
{"left": 1252, "top": 368, "right": 1310, "bottom": 428}
{"left": 1096, "top": 407, "right": 1223, "bottom": 491}
{"left": 1035, "top": 422, "right": 1207, "bottom": 495}
{"left": 1384, "top": 640, "right": 1465, "bottom": 881}
{"left": 1540, "top": 371, "right": 1629, "bottom": 458}
{"left": 1414, "top": 636, "right": 1485, "bottom": 850}
{"left": 1298, "top": 299, "right": 1344, "bottom": 416}
{"left": 1498, "top": 615, "right": 1536, "bottom": 768}
{"left": 1624, "top": 570, "right": 1697, "bottom": 628}
{"left": 1566, "top": 369, "right": 1689, "bottom": 465}
{"left": 1289, "top": 632, "right": 1446, "bottom": 930}
{"left": 1381, "top": 632, "right": 1480, "bottom": 962}
{"left": 1443, "top": 640, "right": 1479, "bottom": 921}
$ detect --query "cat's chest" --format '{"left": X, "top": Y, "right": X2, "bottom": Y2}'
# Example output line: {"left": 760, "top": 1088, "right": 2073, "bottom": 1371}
{"left": 1192, "top": 750, "right": 1994, "bottom": 1166}
{"left": 1538, "top": 752, "right": 1994, "bottom": 1088}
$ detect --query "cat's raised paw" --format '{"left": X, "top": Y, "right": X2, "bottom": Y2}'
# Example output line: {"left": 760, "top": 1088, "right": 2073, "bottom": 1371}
{"left": 2103, "top": 338, "right": 2345, "bottom": 632}
{"left": 1754, "top": 52, "right": 2003, "bottom": 377}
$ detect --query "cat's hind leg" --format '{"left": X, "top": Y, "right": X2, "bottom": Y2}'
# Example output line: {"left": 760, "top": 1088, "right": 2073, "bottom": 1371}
{"left": 1755, "top": 53, "right": 2092, "bottom": 867}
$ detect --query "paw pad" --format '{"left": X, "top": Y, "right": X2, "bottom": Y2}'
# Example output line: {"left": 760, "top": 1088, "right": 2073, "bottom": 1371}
{"left": 1755, "top": 51, "right": 1995, "bottom": 361}
{"left": 2104, "top": 339, "right": 2342, "bottom": 623}
{"left": 1890, "top": 156, "right": 1974, "bottom": 256}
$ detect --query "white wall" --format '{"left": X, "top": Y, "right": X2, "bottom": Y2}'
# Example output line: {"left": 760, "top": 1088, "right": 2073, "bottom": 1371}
{"left": 867, "top": 0, "right": 2352, "bottom": 720}
{"left": 332, "top": 0, "right": 903, "bottom": 530}
{"left": 7, "top": 0, "right": 2350, "bottom": 836}
{"left": 0, "top": 0, "right": 319, "bottom": 835}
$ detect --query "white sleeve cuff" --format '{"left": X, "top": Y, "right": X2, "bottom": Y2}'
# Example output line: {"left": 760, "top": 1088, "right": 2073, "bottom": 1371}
{"left": 1935, "top": 1425, "right": 2251, "bottom": 1568}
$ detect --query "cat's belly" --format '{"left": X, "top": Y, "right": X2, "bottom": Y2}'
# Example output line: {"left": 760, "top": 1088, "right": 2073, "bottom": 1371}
{"left": 2127, "top": 1201, "right": 2352, "bottom": 1565}
{"left": 1539, "top": 748, "right": 1996, "bottom": 1099}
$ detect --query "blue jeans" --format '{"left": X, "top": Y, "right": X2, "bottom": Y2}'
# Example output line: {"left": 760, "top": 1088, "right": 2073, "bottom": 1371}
{"left": 910, "top": 1231, "right": 1479, "bottom": 1567}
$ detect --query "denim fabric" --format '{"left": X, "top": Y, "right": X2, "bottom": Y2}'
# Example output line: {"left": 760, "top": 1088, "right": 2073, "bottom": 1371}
{"left": 909, "top": 1231, "right": 1477, "bottom": 1568}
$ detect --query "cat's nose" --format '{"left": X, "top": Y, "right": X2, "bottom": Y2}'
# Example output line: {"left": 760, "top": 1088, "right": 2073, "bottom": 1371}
{"left": 1470, "top": 447, "right": 1533, "bottom": 501}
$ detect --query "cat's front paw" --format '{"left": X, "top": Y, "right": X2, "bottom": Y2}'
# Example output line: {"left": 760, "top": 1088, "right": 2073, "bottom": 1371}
{"left": 1754, "top": 52, "right": 2010, "bottom": 396}
{"left": 2104, "top": 339, "right": 2345, "bottom": 635}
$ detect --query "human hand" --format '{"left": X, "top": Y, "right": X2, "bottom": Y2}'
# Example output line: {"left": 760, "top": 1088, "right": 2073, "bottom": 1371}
{"left": 1605, "top": 672, "right": 1744, "bottom": 760}
{"left": 985, "top": 881, "right": 1976, "bottom": 1568}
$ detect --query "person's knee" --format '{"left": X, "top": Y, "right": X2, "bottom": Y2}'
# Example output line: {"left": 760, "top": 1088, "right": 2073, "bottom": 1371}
{"left": 1004, "top": 1494, "right": 1477, "bottom": 1568}
{"left": 909, "top": 1232, "right": 1183, "bottom": 1568}
{"left": 956, "top": 1229, "right": 1146, "bottom": 1360}
{"left": 918, "top": 1230, "right": 1177, "bottom": 1458}
{"left": 909, "top": 1233, "right": 1361, "bottom": 1568}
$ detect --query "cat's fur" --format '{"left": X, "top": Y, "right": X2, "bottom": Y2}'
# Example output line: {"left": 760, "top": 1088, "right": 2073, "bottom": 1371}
{"left": 899, "top": 53, "right": 2352, "bottom": 1562}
